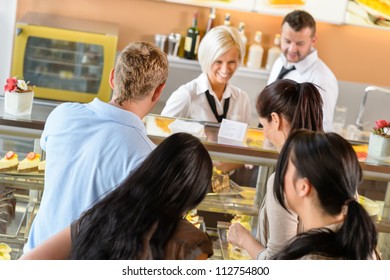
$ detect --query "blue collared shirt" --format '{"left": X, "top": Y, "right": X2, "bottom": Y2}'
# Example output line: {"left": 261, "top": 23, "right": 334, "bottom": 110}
{"left": 25, "top": 98, "right": 155, "bottom": 252}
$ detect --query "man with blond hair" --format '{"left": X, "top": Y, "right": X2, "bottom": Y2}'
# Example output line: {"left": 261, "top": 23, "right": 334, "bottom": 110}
{"left": 25, "top": 42, "right": 168, "bottom": 252}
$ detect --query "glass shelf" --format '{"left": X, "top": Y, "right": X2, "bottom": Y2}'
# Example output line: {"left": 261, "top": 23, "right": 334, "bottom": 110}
{"left": 0, "top": 173, "right": 44, "bottom": 192}
{"left": 23, "top": 37, "right": 104, "bottom": 94}
{"left": 199, "top": 187, "right": 259, "bottom": 216}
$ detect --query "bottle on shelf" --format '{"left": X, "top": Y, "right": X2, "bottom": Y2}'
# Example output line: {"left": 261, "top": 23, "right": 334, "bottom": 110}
{"left": 238, "top": 22, "right": 248, "bottom": 63}
{"left": 184, "top": 12, "right": 200, "bottom": 60}
{"left": 206, "top": 7, "right": 216, "bottom": 34}
{"left": 224, "top": 13, "right": 231, "bottom": 26}
{"left": 246, "top": 31, "right": 264, "bottom": 69}
{"left": 265, "top": 34, "right": 281, "bottom": 71}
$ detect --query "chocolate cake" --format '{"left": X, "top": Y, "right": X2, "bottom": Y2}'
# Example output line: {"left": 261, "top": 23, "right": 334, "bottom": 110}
{"left": 0, "top": 187, "right": 16, "bottom": 234}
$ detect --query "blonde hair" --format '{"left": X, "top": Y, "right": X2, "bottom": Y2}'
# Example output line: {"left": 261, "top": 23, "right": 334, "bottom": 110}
{"left": 198, "top": 26, "right": 245, "bottom": 74}
{"left": 113, "top": 42, "right": 168, "bottom": 105}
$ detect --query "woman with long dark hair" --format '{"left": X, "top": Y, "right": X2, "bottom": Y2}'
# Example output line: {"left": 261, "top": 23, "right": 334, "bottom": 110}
{"left": 273, "top": 130, "right": 377, "bottom": 259}
{"left": 227, "top": 79, "right": 324, "bottom": 259}
{"left": 20, "top": 132, "right": 213, "bottom": 260}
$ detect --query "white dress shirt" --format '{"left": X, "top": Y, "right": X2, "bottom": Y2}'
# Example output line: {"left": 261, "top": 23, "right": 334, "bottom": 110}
{"left": 161, "top": 73, "right": 252, "bottom": 125}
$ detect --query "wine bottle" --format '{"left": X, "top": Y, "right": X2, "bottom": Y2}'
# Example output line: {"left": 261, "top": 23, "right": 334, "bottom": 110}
{"left": 184, "top": 12, "right": 200, "bottom": 60}
{"left": 265, "top": 34, "right": 281, "bottom": 71}
{"left": 238, "top": 22, "right": 248, "bottom": 63}
{"left": 206, "top": 7, "right": 216, "bottom": 34}
{"left": 224, "top": 13, "right": 231, "bottom": 26}
{"left": 246, "top": 31, "right": 264, "bottom": 69}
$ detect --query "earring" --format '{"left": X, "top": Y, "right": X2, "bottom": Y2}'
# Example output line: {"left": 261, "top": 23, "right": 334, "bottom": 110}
{"left": 267, "top": 128, "right": 287, "bottom": 149}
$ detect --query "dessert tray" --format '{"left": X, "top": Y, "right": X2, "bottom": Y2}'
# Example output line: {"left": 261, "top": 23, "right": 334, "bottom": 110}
{"left": 0, "top": 171, "right": 44, "bottom": 176}
{"left": 0, "top": 172, "right": 44, "bottom": 191}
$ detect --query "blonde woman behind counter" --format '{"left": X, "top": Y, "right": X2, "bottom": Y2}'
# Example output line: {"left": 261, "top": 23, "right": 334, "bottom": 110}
{"left": 161, "top": 25, "right": 251, "bottom": 125}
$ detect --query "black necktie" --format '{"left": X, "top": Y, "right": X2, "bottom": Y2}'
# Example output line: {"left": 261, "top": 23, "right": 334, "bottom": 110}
{"left": 276, "top": 66, "right": 296, "bottom": 80}
{"left": 204, "top": 90, "right": 230, "bottom": 123}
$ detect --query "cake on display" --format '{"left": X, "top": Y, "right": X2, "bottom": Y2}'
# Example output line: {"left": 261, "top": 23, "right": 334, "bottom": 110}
{"left": 0, "top": 151, "right": 19, "bottom": 172}
{"left": 38, "top": 160, "right": 46, "bottom": 173}
{"left": 3, "top": 76, "right": 34, "bottom": 116}
{"left": 0, "top": 243, "right": 12, "bottom": 260}
{"left": 0, "top": 187, "right": 16, "bottom": 235}
{"left": 17, "top": 152, "right": 41, "bottom": 172}
{"left": 227, "top": 215, "right": 252, "bottom": 260}
{"left": 211, "top": 167, "right": 230, "bottom": 193}
{"left": 368, "top": 119, "right": 390, "bottom": 162}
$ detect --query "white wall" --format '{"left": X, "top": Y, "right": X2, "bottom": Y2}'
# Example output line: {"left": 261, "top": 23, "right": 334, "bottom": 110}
{"left": 0, "top": 0, "right": 17, "bottom": 94}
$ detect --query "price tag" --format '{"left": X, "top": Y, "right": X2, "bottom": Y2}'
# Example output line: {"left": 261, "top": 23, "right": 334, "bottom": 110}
{"left": 218, "top": 119, "right": 248, "bottom": 146}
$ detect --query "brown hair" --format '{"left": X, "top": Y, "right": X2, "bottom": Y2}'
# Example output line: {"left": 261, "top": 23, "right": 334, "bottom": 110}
{"left": 113, "top": 42, "right": 168, "bottom": 105}
{"left": 282, "top": 10, "right": 316, "bottom": 37}
{"left": 256, "top": 79, "right": 324, "bottom": 132}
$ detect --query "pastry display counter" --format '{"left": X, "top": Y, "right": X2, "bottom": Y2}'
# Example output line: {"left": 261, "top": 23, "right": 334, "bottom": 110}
{"left": 144, "top": 114, "right": 390, "bottom": 259}
{"left": 0, "top": 145, "right": 43, "bottom": 260}
{"left": 1, "top": 105, "right": 390, "bottom": 259}
{"left": 144, "top": 114, "right": 390, "bottom": 205}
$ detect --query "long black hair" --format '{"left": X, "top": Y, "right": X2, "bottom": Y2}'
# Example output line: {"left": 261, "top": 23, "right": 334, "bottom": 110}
{"left": 256, "top": 79, "right": 324, "bottom": 133}
{"left": 71, "top": 132, "right": 212, "bottom": 259}
{"left": 273, "top": 130, "right": 377, "bottom": 259}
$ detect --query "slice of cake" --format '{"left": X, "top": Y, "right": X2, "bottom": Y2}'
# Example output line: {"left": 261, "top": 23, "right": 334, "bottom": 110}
{"left": 211, "top": 167, "right": 230, "bottom": 193}
{"left": 0, "top": 243, "right": 12, "bottom": 260}
{"left": 38, "top": 160, "right": 46, "bottom": 173}
{"left": 0, "top": 151, "right": 19, "bottom": 172}
{"left": 227, "top": 215, "right": 252, "bottom": 260}
{"left": 17, "top": 152, "right": 41, "bottom": 173}
{"left": 0, "top": 187, "right": 16, "bottom": 235}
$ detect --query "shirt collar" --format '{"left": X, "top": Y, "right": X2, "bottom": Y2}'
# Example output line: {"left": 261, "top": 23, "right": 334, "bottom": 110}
{"left": 86, "top": 98, "right": 146, "bottom": 132}
{"left": 281, "top": 48, "right": 318, "bottom": 75}
{"left": 195, "top": 73, "right": 234, "bottom": 100}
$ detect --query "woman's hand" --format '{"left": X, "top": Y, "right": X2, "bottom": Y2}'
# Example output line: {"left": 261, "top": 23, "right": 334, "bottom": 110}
{"left": 227, "top": 222, "right": 265, "bottom": 259}
{"left": 227, "top": 222, "right": 251, "bottom": 247}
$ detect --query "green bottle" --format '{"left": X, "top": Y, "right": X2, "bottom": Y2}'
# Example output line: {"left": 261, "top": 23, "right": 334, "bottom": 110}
{"left": 184, "top": 12, "right": 200, "bottom": 60}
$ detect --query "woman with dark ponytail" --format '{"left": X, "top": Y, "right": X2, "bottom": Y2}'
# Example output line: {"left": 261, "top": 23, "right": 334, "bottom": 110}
{"left": 21, "top": 133, "right": 214, "bottom": 260}
{"left": 228, "top": 79, "right": 324, "bottom": 259}
{"left": 273, "top": 130, "right": 377, "bottom": 259}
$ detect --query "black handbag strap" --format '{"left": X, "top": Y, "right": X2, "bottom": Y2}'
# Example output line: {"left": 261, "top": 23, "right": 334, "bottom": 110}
{"left": 204, "top": 90, "right": 230, "bottom": 123}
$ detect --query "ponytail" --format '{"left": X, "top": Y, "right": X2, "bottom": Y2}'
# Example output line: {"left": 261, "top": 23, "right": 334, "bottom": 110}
{"left": 290, "top": 82, "right": 324, "bottom": 132}
{"left": 336, "top": 200, "right": 377, "bottom": 259}
{"left": 274, "top": 200, "right": 378, "bottom": 259}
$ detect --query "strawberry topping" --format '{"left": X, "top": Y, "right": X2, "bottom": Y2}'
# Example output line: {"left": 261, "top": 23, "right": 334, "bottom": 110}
{"left": 27, "top": 152, "right": 36, "bottom": 160}
{"left": 5, "top": 151, "right": 15, "bottom": 159}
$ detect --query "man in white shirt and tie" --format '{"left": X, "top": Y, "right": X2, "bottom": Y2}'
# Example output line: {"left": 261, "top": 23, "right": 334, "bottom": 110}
{"left": 268, "top": 10, "right": 338, "bottom": 132}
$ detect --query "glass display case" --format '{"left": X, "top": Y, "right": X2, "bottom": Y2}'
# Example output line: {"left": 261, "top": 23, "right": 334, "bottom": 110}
{"left": 1, "top": 103, "right": 390, "bottom": 259}
{"left": 11, "top": 12, "right": 118, "bottom": 103}
{"left": 0, "top": 135, "right": 43, "bottom": 260}
{"left": 23, "top": 37, "right": 104, "bottom": 94}
{"left": 144, "top": 114, "right": 390, "bottom": 259}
